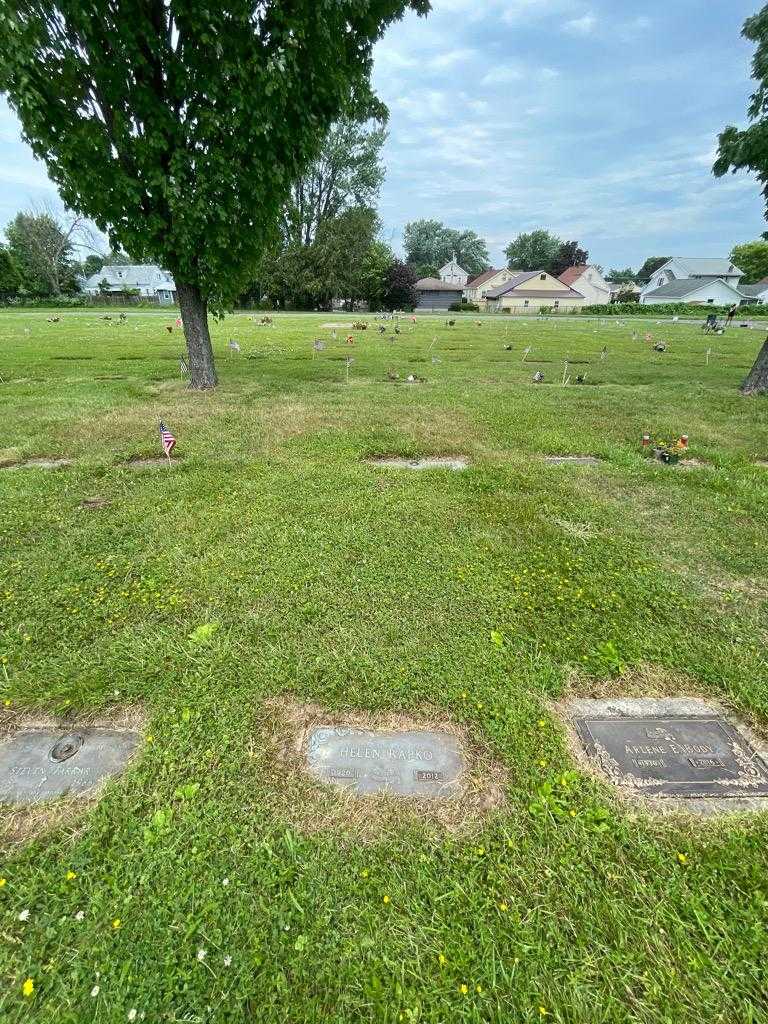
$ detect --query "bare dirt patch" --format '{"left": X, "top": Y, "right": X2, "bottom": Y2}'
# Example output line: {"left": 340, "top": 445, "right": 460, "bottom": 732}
{"left": 257, "top": 696, "right": 509, "bottom": 842}
{"left": 0, "top": 706, "right": 144, "bottom": 850}
{"left": 1, "top": 458, "right": 72, "bottom": 471}
{"left": 544, "top": 455, "right": 601, "bottom": 466}
{"left": 124, "top": 456, "right": 180, "bottom": 470}
{"left": 80, "top": 496, "right": 111, "bottom": 510}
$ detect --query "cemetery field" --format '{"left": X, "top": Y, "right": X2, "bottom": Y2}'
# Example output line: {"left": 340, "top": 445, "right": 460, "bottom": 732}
{"left": 2, "top": 308, "right": 768, "bottom": 1024}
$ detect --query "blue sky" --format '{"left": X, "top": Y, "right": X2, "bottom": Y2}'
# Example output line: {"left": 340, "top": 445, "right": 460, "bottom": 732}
{"left": 0, "top": 0, "right": 764, "bottom": 273}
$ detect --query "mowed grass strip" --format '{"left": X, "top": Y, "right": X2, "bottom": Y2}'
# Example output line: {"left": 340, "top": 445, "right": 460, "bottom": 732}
{"left": 0, "top": 310, "right": 767, "bottom": 1023}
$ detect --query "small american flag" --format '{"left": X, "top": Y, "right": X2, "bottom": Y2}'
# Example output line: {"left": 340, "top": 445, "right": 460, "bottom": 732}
{"left": 159, "top": 420, "right": 176, "bottom": 458}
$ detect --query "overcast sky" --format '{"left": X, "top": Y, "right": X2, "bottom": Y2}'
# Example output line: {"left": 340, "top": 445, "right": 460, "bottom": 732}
{"left": 0, "top": 0, "right": 765, "bottom": 273}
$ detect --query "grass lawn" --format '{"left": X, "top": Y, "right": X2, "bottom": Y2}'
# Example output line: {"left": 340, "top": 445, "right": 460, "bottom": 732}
{"left": 1, "top": 308, "right": 767, "bottom": 1023}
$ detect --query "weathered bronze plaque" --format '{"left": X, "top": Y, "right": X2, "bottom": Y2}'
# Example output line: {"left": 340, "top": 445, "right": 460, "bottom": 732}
{"left": 574, "top": 716, "right": 768, "bottom": 798}
{"left": 0, "top": 729, "right": 140, "bottom": 805}
{"left": 305, "top": 727, "right": 463, "bottom": 799}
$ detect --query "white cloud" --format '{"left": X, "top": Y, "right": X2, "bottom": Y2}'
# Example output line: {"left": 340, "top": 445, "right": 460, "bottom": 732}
{"left": 427, "top": 48, "right": 476, "bottom": 70}
{"left": 564, "top": 13, "right": 597, "bottom": 36}
{"left": 481, "top": 66, "right": 524, "bottom": 86}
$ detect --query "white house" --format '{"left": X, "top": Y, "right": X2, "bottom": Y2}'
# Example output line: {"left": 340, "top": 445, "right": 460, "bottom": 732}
{"left": 558, "top": 265, "right": 611, "bottom": 305}
{"left": 439, "top": 255, "right": 469, "bottom": 287}
{"left": 83, "top": 264, "right": 177, "bottom": 304}
{"left": 484, "top": 270, "right": 586, "bottom": 313}
{"left": 639, "top": 258, "right": 744, "bottom": 305}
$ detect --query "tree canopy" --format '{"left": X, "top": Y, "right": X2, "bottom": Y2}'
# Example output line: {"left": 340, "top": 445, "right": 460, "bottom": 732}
{"left": 636, "top": 257, "right": 670, "bottom": 283}
{"left": 714, "top": 6, "right": 768, "bottom": 220}
{"left": 0, "top": 0, "right": 429, "bottom": 386}
{"left": 504, "top": 229, "right": 562, "bottom": 272}
{"left": 607, "top": 267, "right": 636, "bottom": 284}
{"left": 730, "top": 240, "right": 768, "bottom": 282}
{"left": 4, "top": 209, "right": 83, "bottom": 295}
{"left": 549, "top": 241, "right": 589, "bottom": 278}
{"left": 0, "top": 247, "right": 22, "bottom": 299}
{"left": 403, "top": 220, "right": 490, "bottom": 277}
{"left": 282, "top": 114, "right": 387, "bottom": 248}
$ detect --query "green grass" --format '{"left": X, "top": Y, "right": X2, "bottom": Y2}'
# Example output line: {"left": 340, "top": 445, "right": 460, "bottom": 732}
{"left": 0, "top": 308, "right": 767, "bottom": 1023}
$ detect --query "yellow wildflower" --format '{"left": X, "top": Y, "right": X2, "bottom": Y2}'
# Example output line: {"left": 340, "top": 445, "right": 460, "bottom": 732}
{"left": 676, "top": 852, "right": 688, "bottom": 865}
{"left": 112, "top": 918, "right": 121, "bottom": 929}
{"left": 0, "top": 878, "right": 6, "bottom": 887}
{"left": 459, "top": 984, "right": 468, "bottom": 995}
{"left": 66, "top": 870, "right": 77, "bottom": 881}
{"left": 438, "top": 953, "right": 447, "bottom": 966}
{"left": 499, "top": 902, "right": 509, "bottom": 912}
{"left": 22, "top": 979, "right": 34, "bottom": 997}
{"left": 382, "top": 895, "right": 390, "bottom": 905}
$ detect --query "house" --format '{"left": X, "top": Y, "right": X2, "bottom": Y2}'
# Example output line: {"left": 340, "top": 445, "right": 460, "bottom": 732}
{"left": 82, "top": 264, "right": 177, "bottom": 304}
{"left": 639, "top": 258, "right": 744, "bottom": 305}
{"left": 739, "top": 279, "right": 768, "bottom": 304}
{"left": 414, "top": 277, "right": 464, "bottom": 310}
{"left": 558, "top": 265, "right": 611, "bottom": 305}
{"left": 464, "top": 268, "right": 516, "bottom": 307}
{"left": 484, "top": 270, "right": 585, "bottom": 313}
{"left": 439, "top": 255, "right": 468, "bottom": 287}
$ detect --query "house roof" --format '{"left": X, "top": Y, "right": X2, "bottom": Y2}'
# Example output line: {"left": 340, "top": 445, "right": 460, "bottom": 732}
{"left": 738, "top": 283, "right": 768, "bottom": 298}
{"left": 485, "top": 271, "right": 584, "bottom": 301}
{"left": 666, "top": 258, "right": 743, "bottom": 277}
{"left": 643, "top": 278, "right": 743, "bottom": 299}
{"left": 467, "top": 268, "right": 502, "bottom": 288}
{"left": 415, "top": 277, "right": 463, "bottom": 292}
{"left": 84, "top": 264, "right": 175, "bottom": 289}
{"left": 439, "top": 258, "right": 468, "bottom": 276}
{"left": 558, "top": 265, "right": 589, "bottom": 287}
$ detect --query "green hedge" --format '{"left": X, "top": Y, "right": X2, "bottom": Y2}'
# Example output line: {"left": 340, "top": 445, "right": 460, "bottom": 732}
{"left": 582, "top": 302, "right": 768, "bottom": 318}
{"left": 448, "top": 302, "right": 480, "bottom": 312}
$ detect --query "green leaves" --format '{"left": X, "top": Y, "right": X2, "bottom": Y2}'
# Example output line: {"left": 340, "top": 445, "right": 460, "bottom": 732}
{"left": 187, "top": 622, "right": 219, "bottom": 646}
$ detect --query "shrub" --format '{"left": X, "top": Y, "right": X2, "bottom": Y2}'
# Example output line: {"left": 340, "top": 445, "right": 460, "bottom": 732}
{"left": 583, "top": 302, "right": 768, "bottom": 317}
{"left": 538, "top": 306, "right": 552, "bottom": 316}
{"left": 448, "top": 302, "right": 479, "bottom": 312}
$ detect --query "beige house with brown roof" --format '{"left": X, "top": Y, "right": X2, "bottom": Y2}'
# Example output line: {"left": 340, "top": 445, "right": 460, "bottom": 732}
{"left": 485, "top": 270, "right": 586, "bottom": 313}
{"left": 464, "top": 268, "right": 516, "bottom": 307}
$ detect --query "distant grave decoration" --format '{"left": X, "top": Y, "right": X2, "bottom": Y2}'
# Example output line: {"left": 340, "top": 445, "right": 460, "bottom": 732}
{"left": 642, "top": 433, "right": 689, "bottom": 465}
{"left": 560, "top": 697, "right": 768, "bottom": 813}
{"left": 352, "top": 321, "right": 368, "bottom": 330}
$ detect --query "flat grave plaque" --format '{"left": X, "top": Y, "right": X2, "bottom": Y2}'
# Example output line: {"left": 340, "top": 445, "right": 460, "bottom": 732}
{"left": 574, "top": 716, "right": 768, "bottom": 798}
{"left": 306, "top": 727, "right": 463, "bottom": 799}
{"left": 0, "top": 728, "right": 140, "bottom": 805}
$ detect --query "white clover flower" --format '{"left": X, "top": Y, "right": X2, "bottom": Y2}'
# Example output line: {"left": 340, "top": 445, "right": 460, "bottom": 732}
{"left": 90, "top": 985, "right": 100, "bottom": 998}
{"left": 196, "top": 948, "right": 207, "bottom": 961}
{"left": 18, "top": 909, "right": 29, "bottom": 922}
{"left": 223, "top": 955, "right": 232, "bottom": 967}
{"left": 74, "top": 910, "right": 85, "bottom": 922}
{"left": 221, "top": 877, "right": 230, "bottom": 886}
{"left": 127, "top": 1010, "right": 137, "bottom": 1022}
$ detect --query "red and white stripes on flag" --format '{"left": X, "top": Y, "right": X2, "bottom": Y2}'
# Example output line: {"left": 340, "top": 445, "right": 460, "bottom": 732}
{"left": 159, "top": 420, "right": 176, "bottom": 457}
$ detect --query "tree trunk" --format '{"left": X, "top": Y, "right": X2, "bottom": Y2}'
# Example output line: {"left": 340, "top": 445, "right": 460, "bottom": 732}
{"left": 177, "top": 282, "right": 217, "bottom": 389}
{"left": 741, "top": 336, "right": 768, "bottom": 396}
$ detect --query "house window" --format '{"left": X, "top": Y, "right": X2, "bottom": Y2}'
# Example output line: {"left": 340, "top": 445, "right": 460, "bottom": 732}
{"left": 707, "top": 298, "right": 714, "bottom": 304}
{"left": 554, "top": 300, "right": 560, "bottom": 308}
{"left": 524, "top": 300, "right": 530, "bottom": 307}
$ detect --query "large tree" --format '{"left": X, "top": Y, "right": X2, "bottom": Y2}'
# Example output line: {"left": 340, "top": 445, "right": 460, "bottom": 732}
{"left": 403, "top": 220, "right": 490, "bottom": 277}
{"left": 0, "top": 1, "right": 428, "bottom": 388}
{"left": 5, "top": 208, "right": 85, "bottom": 295}
{"left": 730, "top": 240, "right": 768, "bottom": 283}
{"left": 607, "top": 267, "right": 636, "bottom": 284}
{"left": 504, "top": 229, "right": 562, "bottom": 272}
{"left": 549, "top": 240, "right": 589, "bottom": 278}
{"left": 382, "top": 258, "right": 418, "bottom": 310}
{"left": 283, "top": 114, "right": 387, "bottom": 248}
{"left": 714, "top": 4, "right": 768, "bottom": 394}
{"left": 0, "top": 247, "right": 22, "bottom": 299}
{"left": 636, "top": 257, "right": 670, "bottom": 283}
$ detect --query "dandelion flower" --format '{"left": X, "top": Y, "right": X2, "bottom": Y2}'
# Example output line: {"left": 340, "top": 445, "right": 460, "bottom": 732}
{"left": 197, "top": 949, "right": 207, "bottom": 961}
{"left": 676, "top": 852, "right": 688, "bottom": 865}
{"left": 0, "top": 877, "right": 6, "bottom": 887}
{"left": 112, "top": 918, "right": 121, "bottom": 930}
{"left": 90, "top": 985, "right": 100, "bottom": 998}
{"left": 476, "top": 985, "right": 483, "bottom": 994}
{"left": 459, "top": 984, "right": 468, "bottom": 995}
{"left": 382, "top": 894, "right": 390, "bottom": 905}
{"left": 537, "top": 719, "right": 546, "bottom": 728}
{"left": 438, "top": 953, "right": 447, "bottom": 966}
{"left": 499, "top": 902, "right": 509, "bottom": 912}
{"left": 66, "top": 870, "right": 77, "bottom": 881}
{"left": 539, "top": 1008, "right": 549, "bottom": 1017}
{"left": 18, "top": 909, "right": 29, "bottom": 922}
{"left": 22, "top": 978, "right": 34, "bottom": 997}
